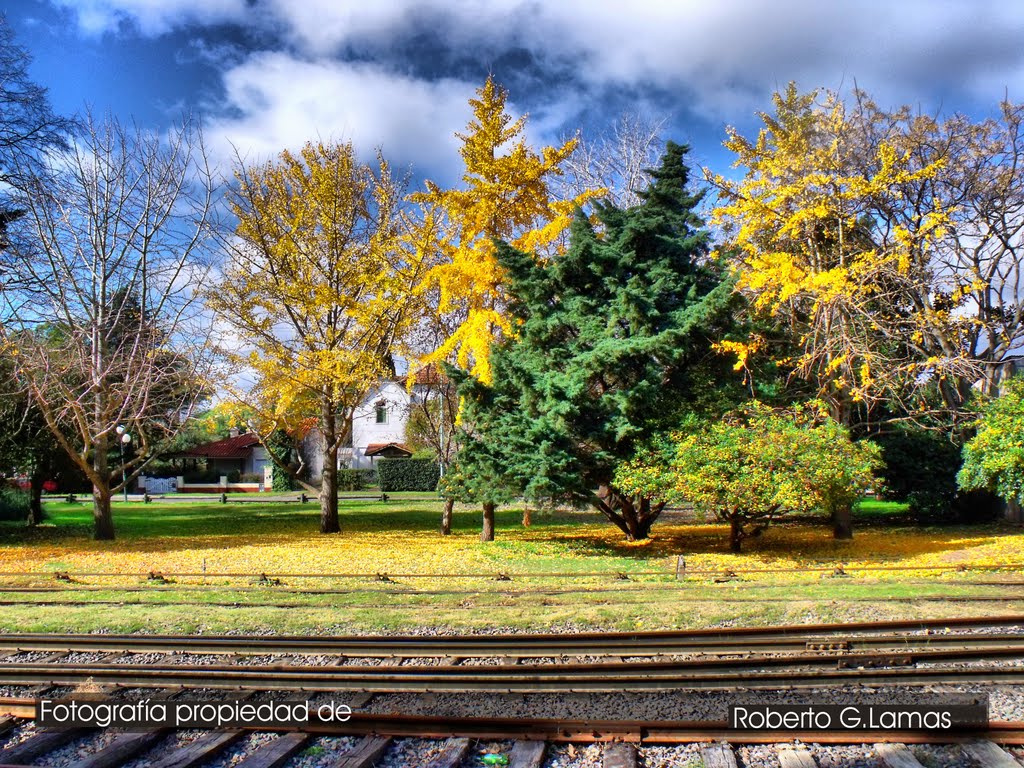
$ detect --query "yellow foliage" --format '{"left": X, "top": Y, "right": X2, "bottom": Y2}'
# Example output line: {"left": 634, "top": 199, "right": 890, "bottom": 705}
{"left": 410, "top": 77, "right": 599, "bottom": 383}
{"left": 710, "top": 83, "right": 953, "bottom": 409}
{"left": 208, "top": 141, "right": 424, "bottom": 428}
{"left": 4, "top": 511, "right": 1024, "bottom": 585}
{"left": 712, "top": 338, "right": 762, "bottom": 372}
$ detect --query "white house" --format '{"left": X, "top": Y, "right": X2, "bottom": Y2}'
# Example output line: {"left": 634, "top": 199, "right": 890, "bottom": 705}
{"left": 347, "top": 378, "right": 415, "bottom": 469}
{"left": 301, "top": 368, "right": 444, "bottom": 477}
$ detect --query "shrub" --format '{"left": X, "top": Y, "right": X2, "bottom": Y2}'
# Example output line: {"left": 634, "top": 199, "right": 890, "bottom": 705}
{"left": 377, "top": 458, "right": 440, "bottom": 492}
{"left": 0, "top": 487, "right": 30, "bottom": 522}
{"left": 182, "top": 469, "right": 222, "bottom": 483}
{"left": 271, "top": 463, "right": 292, "bottom": 492}
{"left": 873, "top": 428, "right": 962, "bottom": 521}
{"left": 959, "top": 378, "right": 1024, "bottom": 511}
{"left": 616, "top": 404, "right": 881, "bottom": 552}
{"left": 337, "top": 469, "right": 363, "bottom": 491}
{"left": 238, "top": 472, "right": 263, "bottom": 483}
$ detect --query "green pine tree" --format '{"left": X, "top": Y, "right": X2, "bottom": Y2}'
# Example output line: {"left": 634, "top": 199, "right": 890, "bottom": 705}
{"left": 450, "top": 142, "right": 737, "bottom": 540}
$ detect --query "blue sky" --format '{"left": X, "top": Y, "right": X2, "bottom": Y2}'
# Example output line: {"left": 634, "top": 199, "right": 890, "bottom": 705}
{"left": 8, "top": 0, "right": 1024, "bottom": 187}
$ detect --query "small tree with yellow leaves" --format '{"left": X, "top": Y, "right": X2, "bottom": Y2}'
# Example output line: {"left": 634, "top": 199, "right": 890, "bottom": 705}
{"left": 616, "top": 404, "right": 881, "bottom": 552}
{"left": 209, "top": 142, "right": 424, "bottom": 533}
{"left": 409, "top": 76, "right": 598, "bottom": 384}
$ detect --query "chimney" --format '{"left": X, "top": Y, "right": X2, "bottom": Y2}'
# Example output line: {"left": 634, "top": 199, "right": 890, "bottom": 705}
{"left": 228, "top": 427, "right": 240, "bottom": 438}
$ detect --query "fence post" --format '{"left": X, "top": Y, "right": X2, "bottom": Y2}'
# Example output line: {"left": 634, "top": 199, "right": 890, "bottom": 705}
{"left": 675, "top": 555, "right": 686, "bottom": 580}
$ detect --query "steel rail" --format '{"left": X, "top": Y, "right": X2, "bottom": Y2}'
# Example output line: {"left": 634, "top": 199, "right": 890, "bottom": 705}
{"left": 1, "top": 615, "right": 1024, "bottom": 656}
{"left": 2, "top": 651, "right": 1024, "bottom": 692}
{"left": 3, "top": 631, "right": 1024, "bottom": 657}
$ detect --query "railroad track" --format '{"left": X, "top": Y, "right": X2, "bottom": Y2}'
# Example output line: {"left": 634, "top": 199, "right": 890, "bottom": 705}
{"left": 1, "top": 614, "right": 1023, "bottom": 658}
{"left": 0, "top": 619, "right": 1023, "bottom": 764}
{"left": 3, "top": 655, "right": 1024, "bottom": 693}
{"left": 1, "top": 702, "right": 1024, "bottom": 767}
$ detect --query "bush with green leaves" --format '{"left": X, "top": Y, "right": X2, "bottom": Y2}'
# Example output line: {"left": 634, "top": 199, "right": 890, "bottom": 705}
{"left": 0, "top": 487, "right": 31, "bottom": 522}
{"left": 337, "top": 469, "right": 365, "bottom": 492}
{"left": 616, "top": 404, "right": 881, "bottom": 551}
{"left": 958, "top": 379, "right": 1024, "bottom": 505}
{"left": 377, "top": 458, "right": 440, "bottom": 492}
{"left": 873, "top": 428, "right": 962, "bottom": 520}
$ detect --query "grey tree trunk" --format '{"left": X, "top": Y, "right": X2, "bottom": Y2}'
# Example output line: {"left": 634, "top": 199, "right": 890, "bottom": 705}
{"left": 481, "top": 501, "right": 495, "bottom": 542}
{"left": 440, "top": 497, "right": 454, "bottom": 535}
{"left": 92, "top": 431, "right": 114, "bottom": 540}
{"left": 319, "top": 398, "right": 340, "bottom": 534}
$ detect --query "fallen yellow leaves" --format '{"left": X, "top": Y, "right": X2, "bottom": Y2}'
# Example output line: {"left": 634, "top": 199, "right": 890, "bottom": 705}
{"left": 1, "top": 515, "right": 1022, "bottom": 584}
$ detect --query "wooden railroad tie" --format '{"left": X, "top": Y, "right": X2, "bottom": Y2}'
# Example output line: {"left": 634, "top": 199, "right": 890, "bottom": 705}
{"left": 777, "top": 746, "right": 818, "bottom": 768}
{"left": 232, "top": 732, "right": 311, "bottom": 768}
{"left": 334, "top": 736, "right": 391, "bottom": 768}
{"left": 700, "top": 743, "right": 738, "bottom": 768}
{"left": 960, "top": 740, "right": 1024, "bottom": 767}
{"left": 508, "top": 739, "right": 546, "bottom": 767}
{"left": 875, "top": 743, "right": 927, "bottom": 768}
{"left": 422, "top": 737, "right": 471, "bottom": 768}
{"left": 602, "top": 743, "right": 638, "bottom": 768}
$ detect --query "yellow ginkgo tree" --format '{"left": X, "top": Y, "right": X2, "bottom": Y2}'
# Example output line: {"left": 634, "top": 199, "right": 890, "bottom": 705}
{"left": 409, "top": 76, "right": 598, "bottom": 384}
{"left": 711, "top": 84, "right": 1024, "bottom": 429}
{"left": 709, "top": 83, "right": 954, "bottom": 428}
{"left": 209, "top": 141, "right": 425, "bottom": 533}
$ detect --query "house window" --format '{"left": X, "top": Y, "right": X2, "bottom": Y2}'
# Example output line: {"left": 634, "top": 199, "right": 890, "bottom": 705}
{"left": 375, "top": 406, "right": 388, "bottom": 424}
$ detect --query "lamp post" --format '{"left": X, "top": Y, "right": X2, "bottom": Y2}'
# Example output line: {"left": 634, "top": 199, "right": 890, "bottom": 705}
{"left": 115, "top": 425, "right": 132, "bottom": 503}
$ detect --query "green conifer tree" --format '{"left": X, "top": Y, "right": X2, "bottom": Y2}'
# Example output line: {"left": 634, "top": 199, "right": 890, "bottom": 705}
{"left": 451, "top": 142, "right": 736, "bottom": 540}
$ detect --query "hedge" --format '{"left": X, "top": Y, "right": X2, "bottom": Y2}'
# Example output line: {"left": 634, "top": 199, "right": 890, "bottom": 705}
{"left": 337, "top": 469, "right": 362, "bottom": 491}
{"left": 0, "top": 487, "right": 30, "bottom": 522}
{"left": 377, "top": 458, "right": 440, "bottom": 492}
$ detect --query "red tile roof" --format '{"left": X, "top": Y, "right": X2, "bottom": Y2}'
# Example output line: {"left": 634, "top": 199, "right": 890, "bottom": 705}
{"left": 365, "top": 442, "right": 413, "bottom": 457}
{"left": 403, "top": 364, "right": 446, "bottom": 387}
{"left": 182, "top": 433, "right": 261, "bottom": 459}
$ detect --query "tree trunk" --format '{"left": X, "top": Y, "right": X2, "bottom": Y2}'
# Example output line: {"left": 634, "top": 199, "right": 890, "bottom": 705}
{"left": 831, "top": 503, "right": 853, "bottom": 540}
{"left": 440, "top": 497, "right": 454, "bottom": 535}
{"left": 319, "top": 399, "right": 340, "bottom": 534}
{"left": 481, "top": 501, "right": 495, "bottom": 542}
{"left": 27, "top": 471, "right": 44, "bottom": 526}
{"left": 591, "top": 485, "right": 659, "bottom": 541}
{"left": 522, "top": 504, "right": 531, "bottom": 526}
{"left": 1005, "top": 499, "right": 1024, "bottom": 523}
{"left": 730, "top": 515, "right": 743, "bottom": 553}
{"left": 92, "top": 483, "right": 114, "bottom": 540}
{"left": 92, "top": 431, "right": 115, "bottom": 540}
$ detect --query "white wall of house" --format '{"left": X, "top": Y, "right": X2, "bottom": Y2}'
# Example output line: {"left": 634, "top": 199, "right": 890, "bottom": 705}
{"left": 301, "top": 379, "right": 423, "bottom": 476}
{"left": 351, "top": 380, "right": 411, "bottom": 469}
{"left": 246, "top": 446, "right": 271, "bottom": 477}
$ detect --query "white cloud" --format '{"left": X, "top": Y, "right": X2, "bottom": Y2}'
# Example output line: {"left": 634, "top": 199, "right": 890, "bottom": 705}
{"left": 52, "top": 0, "right": 1024, "bottom": 123}
{"left": 52, "top": 0, "right": 247, "bottom": 36}
{"left": 205, "top": 53, "right": 475, "bottom": 183}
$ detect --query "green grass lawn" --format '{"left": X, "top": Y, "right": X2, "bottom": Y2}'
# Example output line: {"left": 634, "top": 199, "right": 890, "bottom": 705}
{"left": 0, "top": 497, "right": 1021, "bottom": 634}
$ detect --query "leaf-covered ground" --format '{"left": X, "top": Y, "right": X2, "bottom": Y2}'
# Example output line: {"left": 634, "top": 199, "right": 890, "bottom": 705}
{"left": 0, "top": 497, "right": 1021, "bottom": 633}
{"left": 0, "top": 498, "right": 1022, "bottom": 578}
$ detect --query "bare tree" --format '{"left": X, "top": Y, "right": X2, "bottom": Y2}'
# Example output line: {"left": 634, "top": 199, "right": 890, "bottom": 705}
{"left": 559, "top": 113, "right": 667, "bottom": 208}
{"left": 0, "top": 113, "right": 217, "bottom": 540}
{"left": 402, "top": 360, "right": 460, "bottom": 534}
{"left": 0, "top": 18, "right": 75, "bottom": 283}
